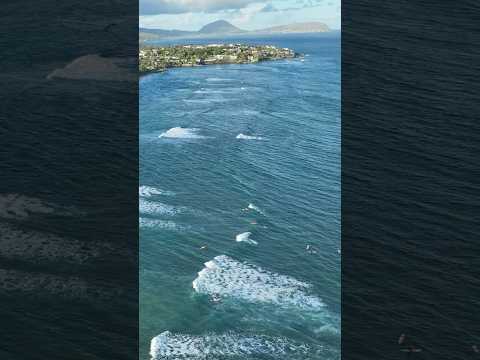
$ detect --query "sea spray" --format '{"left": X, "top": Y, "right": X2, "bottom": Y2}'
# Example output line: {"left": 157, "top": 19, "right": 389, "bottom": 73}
{"left": 236, "top": 133, "right": 264, "bottom": 140}
{"left": 150, "top": 331, "right": 310, "bottom": 360}
{"left": 192, "top": 255, "right": 325, "bottom": 310}
{"left": 159, "top": 127, "right": 206, "bottom": 139}
{"left": 236, "top": 232, "right": 258, "bottom": 245}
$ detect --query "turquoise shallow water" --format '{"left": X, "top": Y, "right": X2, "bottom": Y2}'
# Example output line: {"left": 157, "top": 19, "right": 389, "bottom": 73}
{"left": 140, "top": 34, "right": 340, "bottom": 360}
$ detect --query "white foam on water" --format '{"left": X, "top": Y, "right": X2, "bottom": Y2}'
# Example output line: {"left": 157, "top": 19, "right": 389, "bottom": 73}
{"left": 236, "top": 133, "right": 264, "bottom": 140}
{"left": 139, "top": 186, "right": 175, "bottom": 198}
{"left": 205, "top": 77, "right": 234, "bottom": 82}
{"left": 139, "top": 199, "right": 180, "bottom": 216}
{"left": 193, "top": 89, "right": 226, "bottom": 94}
{"left": 150, "top": 331, "right": 309, "bottom": 360}
{"left": 139, "top": 218, "right": 185, "bottom": 231}
{"left": 0, "top": 268, "right": 123, "bottom": 302}
{"left": 0, "top": 223, "right": 106, "bottom": 264}
{"left": 183, "top": 99, "right": 212, "bottom": 104}
{"left": 0, "top": 193, "right": 80, "bottom": 220}
{"left": 184, "top": 95, "right": 231, "bottom": 104}
{"left": 192, "top": 255, "right": 325, "bottom": 310}
{"left": 235, "top": 232, "right": 258, "bottom": 245}
{"left": 0, "top": 194, "right": 54, "bottom": 219}
{"left": 159, "top": 127, "right": 206, "bottom": 139}
{"left": 247, "top": 203, "right": 265, "bottom": 215}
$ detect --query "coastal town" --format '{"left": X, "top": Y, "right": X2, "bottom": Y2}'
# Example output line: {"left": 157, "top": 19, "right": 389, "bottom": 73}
{"left": 139, "top": 44, "right": 299, "bottom": 73}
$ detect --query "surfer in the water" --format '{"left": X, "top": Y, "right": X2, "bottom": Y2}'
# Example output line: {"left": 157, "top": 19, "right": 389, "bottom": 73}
{"left": 398, "top": 334, "right": 422, "bottom": 357}
{"left": 306, "top": 245, "right": 318, "bottom": 254}
{"left": 400, "top": 346, "right": 422, "bottom": 356}
{"left": 211, "top": 293, "right": 222, "bottom": 303}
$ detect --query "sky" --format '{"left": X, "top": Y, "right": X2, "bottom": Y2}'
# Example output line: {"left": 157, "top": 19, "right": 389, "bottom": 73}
{"left": 139, "top": 0, "right": 341, "bottom": 31}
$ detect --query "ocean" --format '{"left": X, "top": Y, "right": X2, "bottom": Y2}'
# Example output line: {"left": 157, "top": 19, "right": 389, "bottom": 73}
{"left": 0, "top": 4, "right": 138, "bottom": 358}
{"left": 140, "top": 34, "right": 340, "bottom": 360}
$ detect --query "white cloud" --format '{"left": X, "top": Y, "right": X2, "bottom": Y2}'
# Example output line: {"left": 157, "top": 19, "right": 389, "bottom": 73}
{"left": 139, "top": 0, "right": 341, "bottom": 30}
{"left": 140, "top": 0, "right": 268, "bottom": 15}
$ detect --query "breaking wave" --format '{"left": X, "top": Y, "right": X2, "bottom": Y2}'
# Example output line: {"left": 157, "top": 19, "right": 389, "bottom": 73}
{"left": 183, "top": 98, "right": 229, "bottom": 104}
{"left": 205, "top": 77, "right": 234, "bottom": 82}
{"left": 193, "top": 89, "right": 226, "bottom": 94}
{"left": 139, "top": 186, "right": 175, "bottom": 198}
{"left": 159, "top": 127, "right": 206, "bottom": 139}
{"left": 0, "top": 268, "right": 123, "bottom": 302}
{"left": 139, "top": 199, "right": 180, "bottom": 216}
{"left": 192, "top": 255, "right": 324, "bottom": 310}
{"left": 0, "top": 193, "right": 81, "bottom": 220}
{"left": 236, "top": 133, "right": 264, "bottom": 140}
{"left": 245, "top": 203, "right": 265, "bottom": 216}
{"left": 0, "top": 223, "right": 105, "bottom": 265}
{"left": 139, "top": 218, "right": 185, "bottom": 231}
{"left": 235, "top": 232, "right": 258, "bottom": 245}
{"left": 150, "top": 331, "right": 309, "bottom": 360}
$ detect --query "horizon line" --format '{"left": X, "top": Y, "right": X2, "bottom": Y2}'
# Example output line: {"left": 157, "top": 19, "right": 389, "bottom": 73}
{"left": 139, "top": 20, "right": 339, "bottom": 32}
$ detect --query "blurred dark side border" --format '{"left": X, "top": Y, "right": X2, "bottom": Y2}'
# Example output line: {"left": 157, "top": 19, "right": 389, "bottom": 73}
{"left": 342, "top": 1, "right": 480, "bottom": 359}
{"left": 0, "top": 1, "right": 138, "bottom": 359}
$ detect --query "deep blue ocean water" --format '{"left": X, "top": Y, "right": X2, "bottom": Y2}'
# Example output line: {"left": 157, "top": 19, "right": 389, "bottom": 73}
{"left": 1, "top": 5, "right": 138, "bottom": 359}
{"left": 140, "top": 34, "right": 340, "bottom": 359}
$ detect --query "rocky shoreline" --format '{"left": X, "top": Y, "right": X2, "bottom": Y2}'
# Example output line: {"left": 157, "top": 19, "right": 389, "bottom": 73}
{"left": 139, "top": 44, "right": 300, "bottom": 74}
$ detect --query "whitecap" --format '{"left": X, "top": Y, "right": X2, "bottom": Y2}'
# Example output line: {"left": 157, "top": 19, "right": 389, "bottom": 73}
{"left": 193, "top": 89, "right": 225, "bottom": 94}
{"left": 139, "top": 186, "right": 174, "bottom": 198}
{"left": 235, "top": 232, "right": 258, "bottom": 245}
{"left": 139, "top": 199, "right": 180, "bottom": 216}
{"left": 205, "top": 77, "right": 233, "bottom": 82}
{"left": 150, "top": 331, "right": 309, "bottom": 360}
{"left": 159, "top": 127, "right": 206, "bottom": 139}
{"left": 0, "top": 193, "right": 81, "bottom": 220}
{"left": 0, "top": 223, "right": 105, "bottom": 265}
{"left": 247, "top": 203, "right": 265, "bottom": 215}
{"left": 0, "top": 268, "right": 123, "bottom": 302}
{"left": 236, "top": 133, "right": 264, "bottom": 140}
{"left": 139, "top": 218, "right": 184, "bottom": 231}
{"left": 192, "top": 255, "right": 325, "bottom": 310}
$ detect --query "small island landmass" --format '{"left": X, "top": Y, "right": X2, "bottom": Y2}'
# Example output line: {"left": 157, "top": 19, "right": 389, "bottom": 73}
{"left": 139, "top": 44, "right": 300, "bottom": 74}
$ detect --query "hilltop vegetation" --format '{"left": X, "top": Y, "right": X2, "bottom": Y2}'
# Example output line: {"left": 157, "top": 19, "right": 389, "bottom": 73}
{"left": 139, "top": 44, "right": 298, "bottom": 74}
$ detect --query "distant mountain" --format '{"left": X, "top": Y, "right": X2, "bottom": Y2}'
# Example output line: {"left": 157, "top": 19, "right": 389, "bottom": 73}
{"left": 139, "top": 27, "right": 195, "bottom": 41}
{"left": 139, "top": 20, "right": 331, "bottom": 42}
{"left": 256, "top": 22, "right": 330, "bottom": 34}
{"left": 198, "top": 20, "right": 245, "bottom": 34}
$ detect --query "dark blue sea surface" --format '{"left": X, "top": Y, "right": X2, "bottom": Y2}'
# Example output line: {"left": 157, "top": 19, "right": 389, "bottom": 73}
{"left": 342, "top": 1, "right": 480, "bottom": 359}
{"left": 0, "top": 3, "right": 138, "bottom": 359}
{"left": 140, "top": 34, "right": 340, "bottom": 359}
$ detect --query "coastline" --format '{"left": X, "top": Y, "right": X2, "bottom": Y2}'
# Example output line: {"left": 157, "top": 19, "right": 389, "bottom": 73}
{"left": 139, "top": 58, "right": 297, "bottom": 76}
{"left": 139, "top": 43, "right": 301, "bottom": 75}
